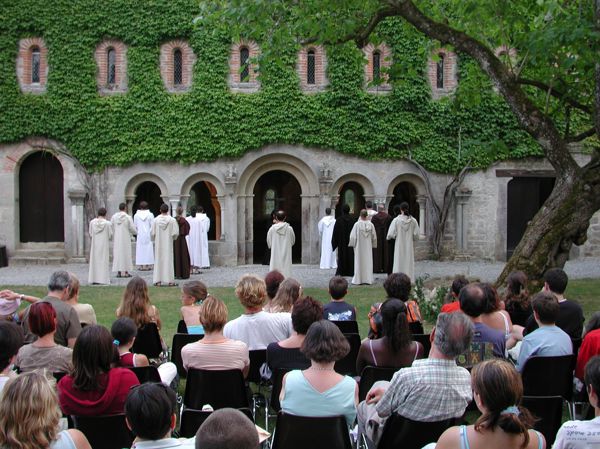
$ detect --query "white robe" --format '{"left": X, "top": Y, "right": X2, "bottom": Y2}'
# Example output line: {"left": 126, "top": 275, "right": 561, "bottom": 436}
{"left": 366, "top": 209, "right": 377, "bottom": 221}
{"left": 186, "top": 214, "right": 210, "bottom": 268}
{"left": 111, "top": 211, "right": 136, "bottom": 272}
{"left": 348, "top": 219, "right": 377, "bottom": 285}
{"left": 151, "top": 214, "right": 179, "bottom": 284}
{"left": 267, "top": 222, "right": 295, "bottom": 278}
{"left": 197, "top": 213, "right": 210, "bottom": 268}
{"left": 318, "top": 215, "right": 337, "bottom": 269}
{"left": 134, "top": 210, "right": 154, "bottom": 265}
{"left": 387, "top": 215, "right": 419, "bottom": 281}
{"left": 88, "top": 218, "right": 113, "bottom": 284}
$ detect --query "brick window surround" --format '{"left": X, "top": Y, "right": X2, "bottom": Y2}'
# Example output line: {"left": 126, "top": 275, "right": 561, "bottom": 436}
{"left": 17, "top": 38, "right": 48, "bottom": 94}
{"left": 297, "top": 45, "right": 328, "bottom": 93}
{"left": 428, "top": 49, "right": 458, "bottom": 99}
{"left": 160, "top": 40, "right": 196, "bottom": 93}
{"left": 228, "top": 40, "right": 260, "bottom": 93}
{"left": 363, "top": 43, "right": 392, "bottom": 94}
{"left": 95, "top": 40, "right": 128, "bottom": 95}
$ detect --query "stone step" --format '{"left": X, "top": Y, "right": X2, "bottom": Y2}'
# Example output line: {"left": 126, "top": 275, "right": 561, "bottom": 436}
{"left": 10, "top": 249, "right": 67, "bottom": 265}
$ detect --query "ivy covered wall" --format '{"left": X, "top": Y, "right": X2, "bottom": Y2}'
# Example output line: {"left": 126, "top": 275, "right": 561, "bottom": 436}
{"left": 0, "top": 0, "right": 542, "bottom": 172}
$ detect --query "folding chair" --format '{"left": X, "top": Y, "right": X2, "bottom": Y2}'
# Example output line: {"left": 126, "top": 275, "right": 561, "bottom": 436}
{"left": 183, "top": 368, "right": 249, "bottom": 410}
{"left": 335, "top": 333, "right": 361, "bottom": 376}
{"left": 131, "top": 322, "right": 163, "bottom": 359}
{"left": 71, "top": 414, "right": 134, "bottom": 449}
{"left": 271, "top": 412, "right": 352, "bottom": 449}
{"left": 170, "top": 332, "right": 203, "bottom": 378}
{"left": 411, "top": 334, "right": 431, "bottom": 358}
{"left": 267, "top": 368, "right": 291, "bottom": 428}
{"left": 358, "top": 366, "right": 396, "bottom": 402}
{"left": 375, "top": 413, "right": 457, "bottom": 449}
{"left": 129, "top": 365, "right": 162, "bottom": 383}
{"left": 522, "top": 395, "right": 563, "bottom": 446}
{"left": 179, "top": 407, "right": 254, "bottom": 438}
{"left": 248, "top": 349, "right": 268, "bottom": 427}
{"left": 177, "top": 319, "right": 188, "bottom": 334}
{"left": 332, "top": 320, "right": 359, "bottom": 335}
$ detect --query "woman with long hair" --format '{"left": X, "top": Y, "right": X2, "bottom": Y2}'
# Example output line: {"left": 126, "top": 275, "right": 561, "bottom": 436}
{"left": 504, "top": 271, "right": 531, "bottom": 327}
{"left": 264, "top": 277, "right": 301, "bottom": 313}
{"left": 480, "top": 283, "right": 516, "bottom": 349}
{"left": 116, "top": 276, "right": 162, "bottom": 330}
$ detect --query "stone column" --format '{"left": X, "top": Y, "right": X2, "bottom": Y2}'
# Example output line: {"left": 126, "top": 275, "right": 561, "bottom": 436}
{"left": 168, "top": 196, "right": 181, "bottom": 216}
{"left": 217, "top": 195, "right": 225, "bottom": 241}
{"left": 68, "top": 190, "right": 87, "bottom": 262}
{"left": 125, "top": 195, "right": 136, "bottom": 212}
{"left": 416, "top": 194, "right": 427, "bottom": 237}
{"left": 301, "top": 194, "right": 321, "bottom": 263}
{"left": 179, "top": 194, "right": 190, "bottom": 212}
{"left": 318, "top": 165, "right": 333, "bottom": 216}
{"left": 455, "top": 189, "right": 472, "bottom": 251}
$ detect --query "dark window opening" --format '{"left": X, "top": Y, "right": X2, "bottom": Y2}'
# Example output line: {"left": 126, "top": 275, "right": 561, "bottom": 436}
{"left": 307, "top": 50, "right": 316, "bottom": 85}
{"left": 240, "top": 47, "right": 250, "bottom": 82}
{"left": 436, "top": 54, "right": 445, "bottom": 89}
{"left": 373, "top": 51, "right": 381, "bottom": 82}
{"left": 173, "top": 49, "right": 183, "bottom": 85}
{"left": 107, "top": 48, "right": 116, "bottom": 85}
{"left": 31, "top": 47, "right": 40, "bottom": 83}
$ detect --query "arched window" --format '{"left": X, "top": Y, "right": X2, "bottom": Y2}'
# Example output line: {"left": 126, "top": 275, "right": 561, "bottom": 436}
{"left": 436, "top": 54, "right": 445, "bottom": 89}
{"left": 372, "top": 50, "right": 381, "bottom": 82}
{"left": 173, "top": 49, "right": 183, "bottom": 86}
{"left": 240, "top": 47, "right": 250, "bottom": 82}
{"left": 107, "top": 48, "right": 116, "bottom": 85}
{"left": 307, "top": 49, "right": 316, "bottom": 85}
{"left": 264, "top": 189, "right": 276, "bottom": 215}
{"left": 31, "top": 47, "right": 41, "bottom": 84}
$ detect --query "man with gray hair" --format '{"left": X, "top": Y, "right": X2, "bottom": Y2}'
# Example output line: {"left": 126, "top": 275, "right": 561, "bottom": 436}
{"left": 357, "top": 312, "right": 474, "bottom": 448}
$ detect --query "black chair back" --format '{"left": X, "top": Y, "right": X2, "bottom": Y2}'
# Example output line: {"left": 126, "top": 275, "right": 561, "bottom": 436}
{"left": 177, "top": 319, "right": 188, "bottom": 334}
{"left": 171, "top": 333, "right": 203, "bottom": 378}
{"left": 129, "top": 366, "right": 162, "bottom": 383}
{"left": 571, "top": 337, "right": 583, "bottom": 358}
{"left": 271, "top": 412, "right": 352, "bottom": 449}
{"left": 377, "top": 413, "right": 457, "bottom": 449}
{"left": 269, "top": 368, "right": 291, "bottom": 413}
{"left": 179, "top": 407, "right": 254, "bottom": 438}
{"left": 412, "top": 334, "right": 431, "bottom": 357}
{"left": 358, "top": 366, "right": 396, "bottom": 402}
{"left": 248, "top": 349, "right": 267, "bottom": 384}
{"left": 71, "top": 414, "right": 134, "bottom": 449}
{"left": 334, "top": 333, "right": 361, "bottom": 376}
{"left": 521, "top": 354, "right": 575, "bottom": 401}
{"left": 522, "top": 395, "right": 563, "bottom": 446}
{"left": 184, "top": 368, "right": 249, "bottom": 410}
{"left": 332, "top": 320, "right": 359, "bottom": 335}
{"left": 131, "top": 322, "right": 163, "bottom": 359}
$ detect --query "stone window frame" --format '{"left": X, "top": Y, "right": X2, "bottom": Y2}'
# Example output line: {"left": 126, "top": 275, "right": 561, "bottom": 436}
{"left": 363, "top": 43, "right": 392, "bottom": 94}
{"left": 17, "top": 37, "right": 48, "bottom": 94}
{"left": 95, "top": 40, "right": 128, "bottom": 95}
{"left": 228, "top": 40, "right": 261, "bottom": 93}
{"left": 297, "top": 45, "right": 328, "bottom": 93}
{"left": 428, "top": 48, "right": 458, "bottom": 100}
{"left": 160, "top": 40, "right": 197, "bottom": 93}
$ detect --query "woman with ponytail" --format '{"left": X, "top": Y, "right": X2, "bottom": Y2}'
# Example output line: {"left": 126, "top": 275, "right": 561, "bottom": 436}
{"left": 432, "top": 359, "right": 545, "bottom": 449}
{"left": 355, "top": 298, "right": 423, "bottom": 375}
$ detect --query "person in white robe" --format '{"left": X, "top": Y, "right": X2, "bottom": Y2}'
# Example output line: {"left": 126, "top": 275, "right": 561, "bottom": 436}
{"left": 386, "top": 201, "right": 420, "bottom": 281}
{"left": 186, "top": 206, "right": 202, "bottom": 274}
{"left": 134, "top": 201, "right": 155, "bottom": 270}
{"left": 151, "top": 204, "right": 179, "bottom": 286}
{"left": 317, "top": 207, "right": 337, "bottom": 269}
{"left": 365, "top": 200, "right": 377, "bottom": 220}
{"left": 111, "top": 202, "right": 136, "bottom": 277}
{"left": 267, "top": 210, "right": 295, "bottom": 278}
{"left": 197, "top": 206, "right": 211, "bottom": 269}
{"left": 88, "top": 207, "right": 113, "bottom": 285}
{"left": 348, "top": 209, "right": 377, "bottom": 285}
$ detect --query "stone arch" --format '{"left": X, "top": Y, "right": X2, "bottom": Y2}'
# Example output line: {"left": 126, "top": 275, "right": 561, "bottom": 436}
{"left": 330, "top": 174, "right": 375, "bottom": 201}
{"left": 386, "top": 173, "right": 426, "bottom": 198}
{"left": 125, "top": 173, "right": 168, "bottom": 216}
{"left": 387, "top": 173, "right": 427, "bottom": 235}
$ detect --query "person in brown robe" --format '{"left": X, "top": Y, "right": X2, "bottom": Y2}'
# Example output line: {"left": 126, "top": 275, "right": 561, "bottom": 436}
{"left": 371, "top": 204, "right": 393, "bottom": 274}
{"left": 173, "top": 206, "right": 191, "bottom": 280}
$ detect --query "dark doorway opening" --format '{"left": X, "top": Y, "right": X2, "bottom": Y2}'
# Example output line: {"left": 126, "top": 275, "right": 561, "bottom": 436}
{"left": 19, "top": 152, "right": 64, "bottom": 242}
{"left": 189, "top": 181, "right": 220, "bottom": 241}
{"left": 389, "top": 181, "right": 419, "bottom": 222}
{"left": 133, "top": 182, "right": 162, "bottom": 217}
{"left": 337, "top": 182, "right": 365, "bottom": 220}
{"left": 253, "top": 170, "right": 301, "bottom": 264}
{"left": 507, "top": 177, "right": 555, "bottom": 259}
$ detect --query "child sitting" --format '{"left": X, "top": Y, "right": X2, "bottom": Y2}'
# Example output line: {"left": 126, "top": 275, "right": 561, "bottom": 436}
{"left": 323, "top": 276, "right": 356, "bottom": 321}
{"left": 180, "top": 280, "right": 208, "bottom": 334}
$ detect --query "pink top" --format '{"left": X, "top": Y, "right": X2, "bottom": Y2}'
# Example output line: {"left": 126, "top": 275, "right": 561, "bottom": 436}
{"left": 181, "top": 339, "right": 249, "bottom": 372}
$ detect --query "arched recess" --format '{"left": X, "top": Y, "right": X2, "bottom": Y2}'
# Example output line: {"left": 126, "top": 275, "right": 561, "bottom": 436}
{"left": 336, "top": 182, "right": 365, "bottom": 219}
{"left": 181, "top": 173, "right": 224, "bottom": 241}
{"left": 389, "top": 182, "right": 420, "bottom": 220}
{"left": 125, "top": 174, "right": 167, "bottom": 216}
{"left": 330, "top": 174, "right": 374, "bottom": 217}
{"left": 19, "top": 151, "right": 64, "bottom": 242}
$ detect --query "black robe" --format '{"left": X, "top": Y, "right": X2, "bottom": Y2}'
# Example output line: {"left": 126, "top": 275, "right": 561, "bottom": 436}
{"left": 331, "top": 213, "right": 356, "bottom": 276}
{"left": 371, "top": 211, "right": 393, "bottom": 274}
{"left": 174, "top": 216, "right": 191, "bottom": 279}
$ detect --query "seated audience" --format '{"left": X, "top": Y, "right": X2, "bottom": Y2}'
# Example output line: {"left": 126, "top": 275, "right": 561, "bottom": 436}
{"left": 554, "top": 355, "right": 600, "bottom": 448}
{"left": 57, "top": 325, "right": 139, "bottom": 416}
{"left": 224, "top": 274, "right": 291, "bottom": 350}
{"left": 357, "top": 312, "right": 473, "bottom": 448}
{"left": 182, "top": 295, "right": 249, "bottom": 376}
{"left": 323, "top": 276, "right": 356, "bottom": 321}
{"left": 16, "top": 302, "right": 73, "bottom": 375}
{"left": 367, "top": 302, "right": 383, "bottom": 339}
{"left": 0, "top": 289, "right": 38, "bottom": 323}
{"left": 267, "top": 296, "right": 323, "bottom": 371}
{"left": 440, "top": 275, "right": 469, "bottom": 314}
{"left": 460, "top": 283, "right": 506, "bottom": 358}
{"left": 125, "top": 382, "right": 195, "bottom": 448}
{"left": 264, "top": 270, "right": 285, "bottom": 302}
{"left": 196, "top": 408, "right": 260, "bottom": 449}
{"left": 0, "top": 371, "right": 92, "bottom": 449}
{"left": 576, "top": 312, "right": 600, "bottom": 381}
{"left": 117, "top": 276, "right": 163, "bottom": 330}
{"left": 383, "top": 273, "right": 424, "bottom": 334}
{"left": 516, "top": 291, "right": 572, "bottom": 372}
{"left": 504, "top": 270, "right": 532, "bottom": 327}
{"left": 0, "top": 320, "right": 24, "bottom": 392}
{"left": 480, "top": 283, "right": 517, "bottom": 349}
{"left": 264, "top": 277, "right": 301, "bottom": 313}
{"left": 432, "top": 359, "right": 545, "bottom": 449}
{"left": 65, "top": 273, "right": 97, "bottom": 326}
{"left": 280, "top": 320, "right": 358, "bottom": 427}
{"left": 356, "top": 298, "right": 424, "bottom": 375}
{"left": 180, "top": 280, "right": 208, "bottom": 334}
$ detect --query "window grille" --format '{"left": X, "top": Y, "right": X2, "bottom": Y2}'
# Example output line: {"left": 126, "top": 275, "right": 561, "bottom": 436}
{"left": 373, "top": 51, "right": 381, "bottom": 82}
{"left": 307, "top": 50, "right": 316, "bottom": 84}
{"left": 240, "top": 47, "right": 250, "bottom": 82}
{"left": 436, "top": 54, "right": 445, "bottom": 89}
{"left": 107, "top": 48, "right": 116, "bottom": 85}
{"left": 31, "top": 47, "right": 40, "bottom": 83}
{"left": 174, "top": 49, "right": 183, "bottom": 85}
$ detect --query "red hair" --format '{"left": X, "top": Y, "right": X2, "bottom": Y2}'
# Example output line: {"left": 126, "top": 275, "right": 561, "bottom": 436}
{"left": 28, "top": 302, "right": 56, "bottom": 337}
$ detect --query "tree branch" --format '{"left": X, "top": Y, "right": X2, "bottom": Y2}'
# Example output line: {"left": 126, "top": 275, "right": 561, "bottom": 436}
{"left": 566, "top": 127, "right": 597, "bottom": 143}
{"left": 517, "top": 78, "right": 592, "bottom": 114}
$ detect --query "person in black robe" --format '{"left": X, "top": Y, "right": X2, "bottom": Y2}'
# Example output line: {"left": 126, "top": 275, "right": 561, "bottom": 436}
{"left": 371, "top": 204, "right": 393, "bottom": 274}
{"left": 173, "top": 206, "right": 191, "bottom": 280}
{"left": 331, "top": 204, "right": 356, "bottom": 276}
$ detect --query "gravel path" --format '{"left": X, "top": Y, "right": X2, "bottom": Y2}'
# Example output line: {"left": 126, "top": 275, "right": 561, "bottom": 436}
{"left": 1, "top": 258, "right": 598, "bottom": 288}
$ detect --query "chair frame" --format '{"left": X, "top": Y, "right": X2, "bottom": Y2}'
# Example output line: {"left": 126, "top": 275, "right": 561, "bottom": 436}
{"left": 271, "top": 412, "right": 352, "bottom": 449}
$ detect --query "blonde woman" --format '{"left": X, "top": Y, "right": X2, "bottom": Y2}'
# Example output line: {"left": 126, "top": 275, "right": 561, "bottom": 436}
{"left": 116, "top": 276, "right": 162, "bottom": 330}
{"left": 65, "top": 273, "right": 97, "bottom": 326}
{"left": 0, "top": 371, "right": 92, "bottom": 449}
{"left": 264, "top": 277, "right": 302, "bottom": 313}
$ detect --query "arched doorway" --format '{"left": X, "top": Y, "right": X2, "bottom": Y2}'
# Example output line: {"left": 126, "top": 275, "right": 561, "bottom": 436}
{"left": 132, "top": 181, "right": 162, "bottom": 216}
{"left": 253, "top": 170, "right": 301, "bottom": 264}
{"left": 188, "top": 181, "right": 221, "bottom": 240}
{"left": 337, "top": 182, "right": 365, "bottom": 219}
{"left": 389, "top": 181, "right": 419, "bottom": 221}
{"left": 19, "top": 151, "right": 64, "bottom": 242}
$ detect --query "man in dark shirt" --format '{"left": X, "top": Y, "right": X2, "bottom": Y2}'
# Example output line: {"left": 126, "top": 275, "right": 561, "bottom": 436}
{"left": 323, "top": 276, "right": 356, "bottom": 321}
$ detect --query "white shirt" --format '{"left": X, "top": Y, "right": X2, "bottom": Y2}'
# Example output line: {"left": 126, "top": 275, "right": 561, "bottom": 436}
{"left": 553, "top": 416, "right": 600, "bottom": 449}
{"left": 132, "top": 437, "right": 196, "bottom": 449}
{"left": 224, "top": 311, "right": 292, "bottom": 350}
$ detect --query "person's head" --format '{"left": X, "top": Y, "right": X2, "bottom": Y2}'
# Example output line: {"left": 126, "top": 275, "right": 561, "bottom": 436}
{"left": 198, "top": 205, "right": 204, "bottom": 213}
{"left": 0, "top": 372, "right": 62, "bottom": 449}
{"left": 97, "top": 207, "right": 107, "bottom": 217}
{"left": 399, "top": 202, "right": 410, "bottom": 216}
{"left": 291, "top": 296, "right": 323, "bottom": 335}
{"left": 481, "top": 283, "right": 501, "bottom": 314}
{"left": 176, "top": 206, "right": 184, "bottom": 217}
{"left": 189, "top": 205, "right": 198, "bottom": 217}
{"left": 342, "top": 204, "right": 350, "bottom": 214}
{"left": 380, "top": 299, "right": 412, "bottom": 353}
{"left": 72, "top": 325, "right": 115, "bottom": 391}
{"left": 585, "top": 312, "right": 600, "bottom": 336}
{"left": 328, "top": 276, "right": 348, "bottom": 300}
{"left": 383, "top": 272, "right": 411, "bottom": 301}
{"left": 359, "top": 209, "right": 368, "bottom": 219}
{"left": 47, "top": 270, "right": 71, "bottom": 295}
{"left": 125, "top": 383, "right": 177, "bottom": 441}
{"left": 377, "top": 204, "right": 386, "bottom": 212}
{"left": 235, "top": 274, "right": 267, "bottom": 309}
{"left": 531, "top": 291, "right": 559, "bottom": 325}
{"left": 451, "top": 275, "right": 469, "bottom": 298}
{"left": 159, "top": 203, "right": 169, "bottom": 214}
{"left": 0, "top": 321, "right": 23, "bottom": 372}
{"left": 472, "top": 359, "right": 535, "bottom": 444}
{"left": 118, "top": 276, "right": 152, "bottom": 327}
{"left": 366, "top": 201, "right": 373, "bottom": 209}
{"left": 506, "top": 271, "right": 528, "bottom": 298}
{"left": 195, "top": 408, "right": 259, "bottom": 449}
{"left": 275, "top": 210, "right": 286, "bottom": 222}
{"left": 119, "top": 203, "right": 126, "bottom": 211}
{"left": 544, "top": 268, "right": 568, "bottom": 294}
{"left": 393, "top": 205, "right": 401, "bottom": 216}
{"left": 459, "top": 283, "right": 486, "bottom": 318}
{"left": 264, "top": 270, "right": 285, "bottom": 300}
{"left": 28, "top": 302, "right": 56, "bottom": 338}
{"left": 325, "top": 207, "right": 332, "bottom": 215}
{"left": 139, "top": 201, "right": 149, "bottom": 210}
{"left": 181, "top": 280, "right": 208, "bottom": 305}
{"left": 67, "top": 272, "right": 80, "bottom": 301}
{"left": 584, "top": 356, "right": 600, "bottom": 408}
{"left": 111, "top": 317, "right": 138, "bottom": 347}
{"left": 198, "top": 295, "right": 228, "bottom": 333}
{"left": 433, "top": 312, "right": 473, "bottom": 358}
{"left": 301, "top": 320, "right": 350, "bottom": 363}
{"left": 268, "top": 278, "right": 301, "bottom": 313}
